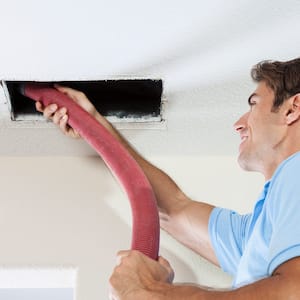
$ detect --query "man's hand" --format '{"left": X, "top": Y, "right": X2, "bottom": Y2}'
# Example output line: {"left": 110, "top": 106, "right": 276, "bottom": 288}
{"left": 109, "top": 250, "right": 174, "bottom": 300}
{"left": 35, "top": 84, "right": 97, "bottom": 139}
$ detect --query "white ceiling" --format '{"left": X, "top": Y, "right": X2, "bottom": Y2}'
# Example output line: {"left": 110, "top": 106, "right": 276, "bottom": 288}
{"left": 0, "top": 0, "right": 300, "bottom": 156}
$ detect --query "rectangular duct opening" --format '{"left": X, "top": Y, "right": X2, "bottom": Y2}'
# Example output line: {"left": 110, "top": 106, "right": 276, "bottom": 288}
{"left": 3, "top": 79, "right": 164, "bottom": 124}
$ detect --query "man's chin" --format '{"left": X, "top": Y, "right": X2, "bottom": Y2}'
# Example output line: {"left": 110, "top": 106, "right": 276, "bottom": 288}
{"left": 237, "top": 153, "right": 252, "bottom": 172}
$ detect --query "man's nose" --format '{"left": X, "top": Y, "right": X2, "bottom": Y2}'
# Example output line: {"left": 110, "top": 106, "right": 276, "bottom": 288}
{"left": 234, "top": 112, "right": 249, "bottom": 132}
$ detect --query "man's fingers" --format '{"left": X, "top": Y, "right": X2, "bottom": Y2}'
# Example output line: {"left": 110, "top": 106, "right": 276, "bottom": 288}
{"left": 70, "top": 128, "right": 81, "bottom": 139}
{"left": 117, "top": 250, "right": 131, "bottom": 257}
{"left": 43, "top": 104, "right": 58, "bottom": 119}
{"left": 59, "top": 114, "right": 69, "bottom": 133}
{"left": 52, "top": 107, "right": 67, "bottom": 125}
{"left": 55, "top": 113, "right": 81, "bottom": 139}
{"left": 116, "top": 250, "right": 131, "bottom": 265}
{"left": 35, "top": 101, "right": 43, "bottom": 112}
{"left": 34, "top": 87, "right": 88, "bottom": 140}
{"left": 158, "top": 256, "right": 171, "bottom": 268}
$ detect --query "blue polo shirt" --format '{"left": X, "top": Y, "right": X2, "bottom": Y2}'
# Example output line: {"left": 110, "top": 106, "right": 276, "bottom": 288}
{"left": 209, "top": 152, "right": 300, "bottom": 288}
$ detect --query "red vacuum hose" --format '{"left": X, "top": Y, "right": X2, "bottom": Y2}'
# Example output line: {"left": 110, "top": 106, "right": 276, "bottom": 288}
{"left": 21, "top": 83, "right": 160, "bottom": 260}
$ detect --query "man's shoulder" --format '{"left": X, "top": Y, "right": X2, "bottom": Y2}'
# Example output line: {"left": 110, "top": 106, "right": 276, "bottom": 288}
{"left": 272, "top": 151, "right": 300, "bottom": 181}
{"left": 266, "top": 152, "right": 300, "bottom": 214}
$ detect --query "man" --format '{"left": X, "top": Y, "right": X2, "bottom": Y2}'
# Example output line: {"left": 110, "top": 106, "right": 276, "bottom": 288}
{"left": 38, "top": 58, "right": 300, "bottom": 299}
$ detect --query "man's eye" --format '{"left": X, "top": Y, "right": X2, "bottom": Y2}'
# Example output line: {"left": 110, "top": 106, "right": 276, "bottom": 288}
{"left": 249, "top": 101, "right": 256, "bottom": 106}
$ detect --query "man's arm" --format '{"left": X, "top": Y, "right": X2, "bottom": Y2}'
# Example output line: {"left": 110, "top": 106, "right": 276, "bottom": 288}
{"left": 109, "top": 250, "right": 300, "bottom": 300}
{"left": 169, "top": 257, "right": 300, "bottom": 299}
{"left": 161, "top": 257, "right": 300, "bottom": 299}
{"left": 37, "top": 85, "right": 218, "bottom": 265}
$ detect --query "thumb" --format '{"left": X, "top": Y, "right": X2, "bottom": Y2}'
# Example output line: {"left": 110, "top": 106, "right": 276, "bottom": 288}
{"left": 158, "top": 256, "right": 174, "bottom": 283}
{"left": 53, "top": 84, "right": 86, "bottom": 103}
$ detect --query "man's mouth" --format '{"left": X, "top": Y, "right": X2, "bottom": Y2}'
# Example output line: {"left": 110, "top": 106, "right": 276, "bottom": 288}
{"left": 239, "top": 136, "right": 248, "bottom": 152}
{"left": 241, "top": 136, "right": 248, "bottom": 142}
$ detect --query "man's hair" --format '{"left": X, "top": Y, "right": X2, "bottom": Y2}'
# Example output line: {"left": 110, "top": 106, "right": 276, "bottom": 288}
{"left": 251, "top": 57, "right": 300, "bottom": 111}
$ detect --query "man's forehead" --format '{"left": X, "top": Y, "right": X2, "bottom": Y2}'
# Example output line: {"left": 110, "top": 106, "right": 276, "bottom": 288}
{"left": 256, "top": 81, "right": 274, "bottom": 94}
{"left": 248, "top": 82, "right": 274, "bottom": 101}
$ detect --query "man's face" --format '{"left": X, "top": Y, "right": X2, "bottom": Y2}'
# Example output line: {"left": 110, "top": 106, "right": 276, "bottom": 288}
{"left": 234, "top": 81, "right": 287, "bottom": 174}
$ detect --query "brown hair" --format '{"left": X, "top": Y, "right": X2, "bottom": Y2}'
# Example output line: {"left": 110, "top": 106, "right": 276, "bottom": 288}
{"left": 251, "top": 57, "right": 300, "bottom": 111}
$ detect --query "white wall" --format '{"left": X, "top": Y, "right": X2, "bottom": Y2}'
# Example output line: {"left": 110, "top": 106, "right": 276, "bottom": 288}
{"left": 0, "top": 155, "right": 263, "bottom": 299}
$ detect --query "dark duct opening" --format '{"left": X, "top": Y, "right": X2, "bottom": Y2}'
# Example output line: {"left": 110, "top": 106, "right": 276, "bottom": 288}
{"left": 5, "top": 79, "right": 163, "bottom": 121}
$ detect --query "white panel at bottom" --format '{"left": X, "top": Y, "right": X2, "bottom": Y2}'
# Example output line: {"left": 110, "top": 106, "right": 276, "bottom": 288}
{"left": 0, "top": 268, "right": 76, "bottom": 300}
{"left": 0, "top": 288, "right": 73, "bottom": 300}
{"left": 0, "top": 267, "right": 76, "bottom": 288}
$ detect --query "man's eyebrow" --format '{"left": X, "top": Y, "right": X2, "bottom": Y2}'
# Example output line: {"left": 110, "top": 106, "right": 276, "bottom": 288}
{"left": 248, "top": 93, "right": 258, "bottom": 105}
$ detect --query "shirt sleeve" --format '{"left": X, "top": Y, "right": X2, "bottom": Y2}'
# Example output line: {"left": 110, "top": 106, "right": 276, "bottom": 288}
{"left": 209, "top": 207, "right": 252, "bottom": 276}
{"left": 267, "top": 157, "right": 300, "bottom": 275}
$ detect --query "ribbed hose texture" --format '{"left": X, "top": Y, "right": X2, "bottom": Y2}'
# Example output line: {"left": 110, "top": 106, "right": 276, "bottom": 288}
{"left": 23, "top": 83, "right": 160, "bottom": 260}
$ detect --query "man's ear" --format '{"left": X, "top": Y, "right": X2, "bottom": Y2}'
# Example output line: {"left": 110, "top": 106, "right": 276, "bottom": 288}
{"left": 286, "top": 94, "right": 300, "bottom": 125}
